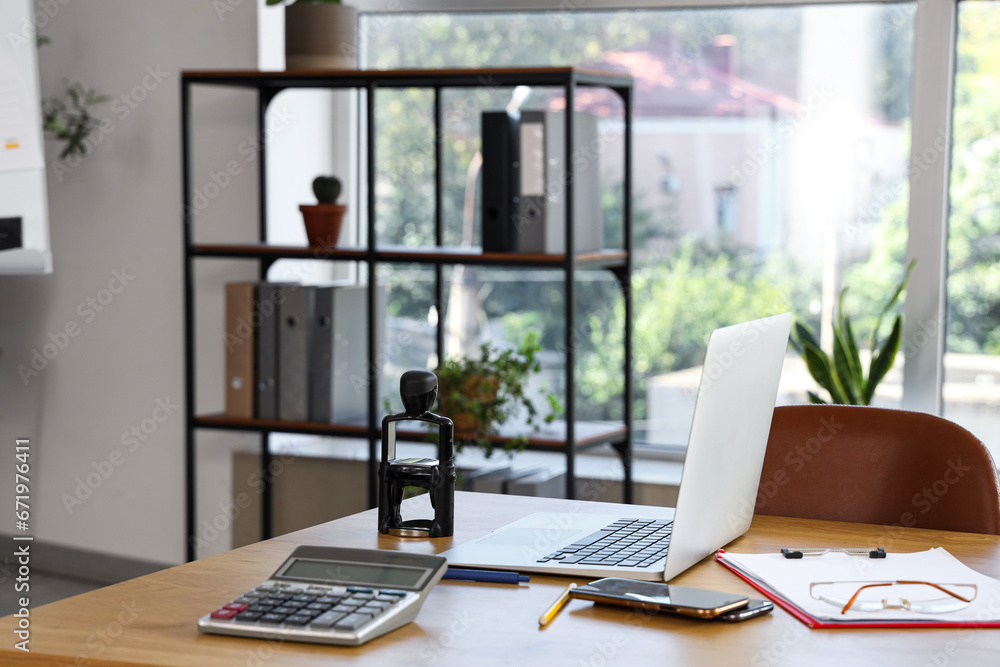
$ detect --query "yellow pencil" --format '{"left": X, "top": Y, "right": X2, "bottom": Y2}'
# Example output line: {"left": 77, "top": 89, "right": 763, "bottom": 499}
{"left": 539, "top": 583, "right": 577, "bottom": 628}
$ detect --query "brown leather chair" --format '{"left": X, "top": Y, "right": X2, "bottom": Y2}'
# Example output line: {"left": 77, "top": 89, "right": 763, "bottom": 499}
{"left": 755, "top": 405, "right": 1000, "bottom": 535}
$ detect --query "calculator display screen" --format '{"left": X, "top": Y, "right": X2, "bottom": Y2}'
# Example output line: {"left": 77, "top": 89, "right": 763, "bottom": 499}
{"left": 279, "top": 558, "right": 427, "bottom": 588}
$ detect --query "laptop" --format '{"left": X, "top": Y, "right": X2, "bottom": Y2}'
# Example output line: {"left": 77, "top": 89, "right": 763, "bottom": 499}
{"left": 439, "top": 313, "right": 792, "bottom": 582}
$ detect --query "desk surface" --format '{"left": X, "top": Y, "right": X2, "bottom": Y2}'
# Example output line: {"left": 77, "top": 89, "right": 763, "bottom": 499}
{"left": 3, "top": 492, "right": 1000, "bottom": 666}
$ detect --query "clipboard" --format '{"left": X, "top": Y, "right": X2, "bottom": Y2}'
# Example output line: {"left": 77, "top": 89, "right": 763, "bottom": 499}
{"left": 716, "top": 548, "right": 1000, "bottom": 629}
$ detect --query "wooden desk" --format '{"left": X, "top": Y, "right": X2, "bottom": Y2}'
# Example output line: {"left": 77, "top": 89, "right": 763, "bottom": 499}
{"left": 3, "top": 492, "right": 1000, "bottom": 666}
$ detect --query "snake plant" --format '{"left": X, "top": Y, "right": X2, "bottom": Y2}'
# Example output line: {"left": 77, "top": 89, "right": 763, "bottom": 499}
{"left": 791, "top": 259, "right": 916, "bottom": 405}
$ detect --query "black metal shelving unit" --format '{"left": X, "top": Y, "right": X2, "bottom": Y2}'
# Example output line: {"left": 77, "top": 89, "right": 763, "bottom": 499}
{"left": 180, "top": 67, "right": 634, "bottom": 562}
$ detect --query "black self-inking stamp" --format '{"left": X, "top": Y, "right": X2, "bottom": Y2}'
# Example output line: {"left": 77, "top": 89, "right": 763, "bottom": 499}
{"left": 378, "top": 370, "right": 455, "bottom": 538}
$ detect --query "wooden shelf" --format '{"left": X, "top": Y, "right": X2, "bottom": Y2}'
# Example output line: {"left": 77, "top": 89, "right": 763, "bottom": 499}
{"left": 191, "top": 243, "right": 368, "bottom": 261}
{"left": 182, "top": 66, "right": 633, "bottom": 92}
{"left": 194, "top": 414, "right": 369, "bottom": 438}
{"left": 191, "top": 242, "right": 627, "bottom": 270}
{"left": 194, "top": 414, "right": 626, "bottom": 451}
{"left": 376, "top": 246, "right": 627, "bottom": 271}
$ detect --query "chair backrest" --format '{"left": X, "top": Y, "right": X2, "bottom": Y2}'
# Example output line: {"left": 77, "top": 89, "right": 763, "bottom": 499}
{"left": 755, "top": 405, "right": 1000, "bottom": 535}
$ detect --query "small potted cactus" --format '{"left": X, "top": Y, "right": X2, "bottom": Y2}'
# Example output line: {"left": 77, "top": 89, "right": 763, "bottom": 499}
{"left": 300, "top": 175, "right": 347, "bottom": 248}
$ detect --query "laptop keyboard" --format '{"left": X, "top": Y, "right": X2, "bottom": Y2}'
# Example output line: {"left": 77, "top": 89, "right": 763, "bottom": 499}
{"left": 536, "top": 518, "right": 673, "bottom": 568}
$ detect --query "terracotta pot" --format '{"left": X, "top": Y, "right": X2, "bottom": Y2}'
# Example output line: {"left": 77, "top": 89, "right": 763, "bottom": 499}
{"left": 438, "top": 376, "right": 499, "bottom": 432}
{"left": 300, "top": 203, "right": 347, "bottom": 248}
{"left": 285, "top": 3, "right": 358, "bottom": 70}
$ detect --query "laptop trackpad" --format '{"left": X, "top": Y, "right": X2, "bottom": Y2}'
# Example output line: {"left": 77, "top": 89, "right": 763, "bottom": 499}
{"left": 478, "top": 528, "right": 581, "bottom": 547}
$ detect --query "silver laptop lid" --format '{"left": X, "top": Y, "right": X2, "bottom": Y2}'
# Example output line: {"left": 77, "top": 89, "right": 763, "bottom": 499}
{"left": 661, "top": 312, "right": 791, "bottom": 580}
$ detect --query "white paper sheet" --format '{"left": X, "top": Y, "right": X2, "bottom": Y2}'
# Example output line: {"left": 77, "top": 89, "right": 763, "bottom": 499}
{"left": 720, "top": 548, "right": 1000, "bottom": 623}
{"left": 0, "top": 52, "right": 44, "bottom": 173}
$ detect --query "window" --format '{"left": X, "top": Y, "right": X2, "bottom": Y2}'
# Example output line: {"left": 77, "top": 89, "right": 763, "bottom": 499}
{"left": 944, "top": 1, "right": 1000, "bottom": 459}
{"left": 361, "top": 5, "right": 917, "bottom": 446}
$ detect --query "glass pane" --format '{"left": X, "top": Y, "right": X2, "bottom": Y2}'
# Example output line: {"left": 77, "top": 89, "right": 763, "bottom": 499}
{"left": 945, "top": 0, "right": 1000, "bottom": 462}
{"left": 363, "top": 5, "right": 914, "bottom": 445}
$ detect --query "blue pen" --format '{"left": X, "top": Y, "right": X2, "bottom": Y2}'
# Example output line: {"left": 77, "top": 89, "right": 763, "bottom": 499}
{"left": 442, "top": 568, "right": 530, "bottom": 585}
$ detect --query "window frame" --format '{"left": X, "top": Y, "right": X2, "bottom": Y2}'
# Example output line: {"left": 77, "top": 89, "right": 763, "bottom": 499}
{"left": 352, "top": 0, "right": 959, "bottom": 416}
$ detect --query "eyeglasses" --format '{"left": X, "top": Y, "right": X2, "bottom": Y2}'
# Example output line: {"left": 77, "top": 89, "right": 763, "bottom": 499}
{"left": 809, "top": 580, "right": 978, "bottom": 614}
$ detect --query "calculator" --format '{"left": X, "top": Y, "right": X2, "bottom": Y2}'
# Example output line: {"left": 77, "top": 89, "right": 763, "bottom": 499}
{"left": 197, "top": 546, "right": 448, "bottom": 646}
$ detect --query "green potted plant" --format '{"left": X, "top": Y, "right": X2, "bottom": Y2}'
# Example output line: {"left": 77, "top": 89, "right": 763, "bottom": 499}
{"left": 266, "top": 0, "right": 358, "bottom": 70}
{"left": 434, "top": 331, "right": 562, "bottom": 456}
{"left": 300, "top": 175, "right": 348, "bottom": 248}
{"left": 42, "top": 82, "right": 109, "bottom": 160}
{"left": 37, "top": 37, "right": 109, "bottom": 161}
{"left": 790, "top": 259, "right": 916, "bottom": 405}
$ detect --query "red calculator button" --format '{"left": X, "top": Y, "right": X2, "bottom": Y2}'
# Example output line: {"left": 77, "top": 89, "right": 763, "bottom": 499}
{"left": 223, "top": 603, "right": 249, "bottom": 612}
{"left": 211, "top": 608, "right": 239, "bottom": 620}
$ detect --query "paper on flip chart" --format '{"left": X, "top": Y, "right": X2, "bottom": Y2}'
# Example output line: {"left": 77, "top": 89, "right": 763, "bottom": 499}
{"left": 718, "top": 548, "right": 1000, "bottom": 624}
{"left": 0, "top": 52, "right": 44, "bottom": 174}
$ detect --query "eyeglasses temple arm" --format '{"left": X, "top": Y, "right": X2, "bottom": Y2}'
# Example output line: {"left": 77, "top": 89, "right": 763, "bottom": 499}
{"left": 894, "top": 580, "right": 976, "bottom": 603}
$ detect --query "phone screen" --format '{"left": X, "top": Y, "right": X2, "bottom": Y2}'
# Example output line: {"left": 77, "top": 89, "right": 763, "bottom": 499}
{"left": 572, "top": 579, "right": 749, "bottom": 618}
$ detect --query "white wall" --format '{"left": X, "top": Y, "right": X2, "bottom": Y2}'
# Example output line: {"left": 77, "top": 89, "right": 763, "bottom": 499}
{"left": 0, "top": 0, "right": 258, "bottom": 565}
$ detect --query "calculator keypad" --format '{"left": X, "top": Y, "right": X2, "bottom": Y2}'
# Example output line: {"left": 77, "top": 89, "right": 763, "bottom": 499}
{"left": 207, "top": 583, "right": 406, "bottom": 633}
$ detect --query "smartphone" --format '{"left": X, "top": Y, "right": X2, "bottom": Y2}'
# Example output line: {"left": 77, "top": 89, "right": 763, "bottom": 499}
{"left": 715, "top": 599, "right": 774, "bottom": 622}
{"left": 570, "top": 578, "right": 749, "bottom": 619}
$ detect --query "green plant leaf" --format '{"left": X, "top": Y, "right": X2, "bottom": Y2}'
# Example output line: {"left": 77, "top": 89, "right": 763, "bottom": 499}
{"left": 800, "top": 337, "right": 847, "bottom": 404}
{"left": 869, "top": 258, "right": 916, "bottom": 354}
{"left": 831, "top": 309, "right": 863, "bottom": 404}
{"left": 791, "top": 319, "right": 822, "bottom": 352}
{"left": 843, "top": 315, "right": 864, "bottom": 395}
{"left": 788, "top": 335, "right": 804, "bottom": 355}
{"left": 838, "top": 300, "right": 861, "bottom": 372}
{"left": 832, "top": 326, "right": 861, "bottom": 405}
{"left": 806, "top": 391, "right": 828, "bottom": 405}
{"left": 864, "top": 315, "right": 903, "bottom": 403}
{"left": 792, "top": 320, "right": 849, "bottom": 404}
{"left": 836, "top": 286, "right": 849, "bottom": 328}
